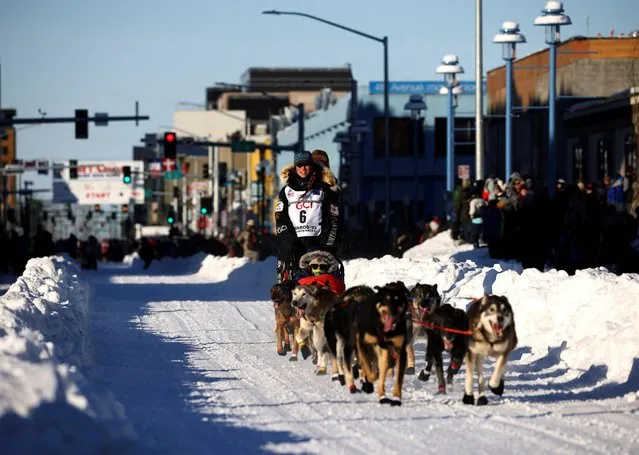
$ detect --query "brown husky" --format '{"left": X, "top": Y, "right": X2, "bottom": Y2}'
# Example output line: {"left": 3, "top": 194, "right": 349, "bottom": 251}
{"left": 463, "top": 294, "right": 518, "bottom": 406}
{"left": 291, "top": 284, "right": 340, "bottom": 375}
{"left": 270, "top": 281, "right": 300, "bottom": 358}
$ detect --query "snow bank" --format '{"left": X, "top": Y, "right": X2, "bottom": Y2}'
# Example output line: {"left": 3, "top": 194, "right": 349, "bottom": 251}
{"left": 346, "top": 235, "right": 639, "bottom": 388}
{"left": 0, "top": 257, "right": 139, "bottom": 453}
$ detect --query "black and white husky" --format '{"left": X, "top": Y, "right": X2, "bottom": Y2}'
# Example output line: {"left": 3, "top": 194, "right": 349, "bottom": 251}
{"left": 463, "top": 294, "right": 518, "bottom": 406}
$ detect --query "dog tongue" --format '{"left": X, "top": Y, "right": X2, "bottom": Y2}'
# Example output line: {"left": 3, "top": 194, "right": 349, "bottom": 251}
{"left": 492, "top": 322, "right": 503, "bottom": 336}
{"left": 382, "top": 314, "right": 394, "bottom": 332}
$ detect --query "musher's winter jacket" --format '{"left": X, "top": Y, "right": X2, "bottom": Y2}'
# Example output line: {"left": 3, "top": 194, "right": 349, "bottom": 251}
{"left": 275, "top": 163, "right": 342, "bottom": 264}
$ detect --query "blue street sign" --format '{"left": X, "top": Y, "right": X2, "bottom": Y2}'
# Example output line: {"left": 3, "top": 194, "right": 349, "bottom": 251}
{"left": 368, "top": 80, "right": 486, "bottom": 95}
{"left": 164, "top": 170, "right": 183, "bottom": 180}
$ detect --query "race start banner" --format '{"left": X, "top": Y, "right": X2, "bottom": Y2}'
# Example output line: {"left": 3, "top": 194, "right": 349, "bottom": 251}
{"left": 52, "top": 160, "right": 145, "bottom": 205}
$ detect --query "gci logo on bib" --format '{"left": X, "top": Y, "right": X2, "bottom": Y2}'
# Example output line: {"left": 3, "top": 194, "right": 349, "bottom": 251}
{"left": 285, "top": 187, "right": 324, "bottom": 237}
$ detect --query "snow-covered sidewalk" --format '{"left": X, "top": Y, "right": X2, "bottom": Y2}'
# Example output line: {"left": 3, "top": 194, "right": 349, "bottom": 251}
{"left": 0, "top": 257, "right": 140, "bottom": 454}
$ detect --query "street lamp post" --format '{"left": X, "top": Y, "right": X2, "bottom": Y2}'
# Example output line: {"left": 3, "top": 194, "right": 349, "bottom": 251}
{"left": 404, "top": 95, "right": 426, "bottom": 222}
{"left": 493, "top": 21, "right": 526, "bottom": 182}
{"left": 436, "top": 55, "right": 464, "bottom": 194}
{"left": 262, "top": 10, "right": 391, "bottom": 233}
{"left": 534, "top": 1, "right": 571, "bottom": 195}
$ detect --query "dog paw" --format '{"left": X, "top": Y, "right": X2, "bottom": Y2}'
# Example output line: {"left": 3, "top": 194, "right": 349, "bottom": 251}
{"left": 462, "top": 394, "right": 475, "bottom": 405}
{"left": 379, "top": 395, "right": 392, "bottom": 405}
{"left": 352, "top": 365, "right": 360, "bottom": 380}
{"left": 405, "top": 366, "right": 415, "bottom": 375}
{"left": 288, "top": 355, "right": 298, "bottom": 362}
{"left": 490, "top": 379, "right": 504, "bottom": 396}
{"left": 477, "top": 396, "right": 488, "bottom": 406}
{"left": 338, "top": 374, "right": 346, "bottom": 386}
{"left": 299, "top": 345, "right": 312, "bottom": 360}
{"left": 349, "top": 384, "right": 359, "bottom": 394}
{"left": 315, "top": 367, "right": 327, "bottom": 376}
{"left": 436, "top": 385, "right": 446, "bottom": 395}
{"left": 277, "top": 350, "right": 286, "bottom": 357}
{"left": 361, "top": 381, "right": 374, "bottom": 394}
{"left": 331, "top": 373, "right": 340, "bottom": 382}
{"left": 390, "top": 397, "right": 402, "bottom": 407}
{"left": 417, "top": 370, "right": 430, "bottom": 382}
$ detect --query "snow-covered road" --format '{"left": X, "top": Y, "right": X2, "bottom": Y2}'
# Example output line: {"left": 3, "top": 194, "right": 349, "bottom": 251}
{"left": 85, "top": 247, "right": 639, "bottom": 455}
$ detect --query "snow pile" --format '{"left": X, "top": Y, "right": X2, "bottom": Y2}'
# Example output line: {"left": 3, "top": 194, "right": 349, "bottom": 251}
{"left": 403, "top": 229, "right": 475, "bottom": 260}
{"left": 346, "top": 233, "right": 639, "bottom": 388}
{"left": 0, "top": 257, "right": 139, "bottom": 453}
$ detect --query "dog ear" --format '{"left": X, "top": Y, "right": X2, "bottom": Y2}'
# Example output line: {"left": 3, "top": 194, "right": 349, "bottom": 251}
{"left": 433, "top": 283, "right": 438, "bottom": 290}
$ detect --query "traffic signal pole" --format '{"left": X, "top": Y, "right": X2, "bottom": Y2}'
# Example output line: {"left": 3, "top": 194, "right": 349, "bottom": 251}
{"left": 212, "top": 145, "right": 220, "bottom": 237}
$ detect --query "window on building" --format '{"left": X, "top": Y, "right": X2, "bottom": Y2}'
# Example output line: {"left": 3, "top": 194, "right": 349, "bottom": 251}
{"left": 572, "top": 144, "right": 585, "bottom": 183}
{"left": 625, "top": 133, "right": 637, "bottom": 180}
{"left": 373, "top": 117, "right": 424, "bottom": 158}
{"left": 434, "top": 117, "right": 476, "bottom": 158}
{"left": 596, "top": 139, "right": 612, "bottom": 181}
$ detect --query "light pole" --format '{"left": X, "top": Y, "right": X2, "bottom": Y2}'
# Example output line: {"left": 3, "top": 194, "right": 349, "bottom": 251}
{"left": 262, "top": 10, "right": 391, "bottom": 234}
{"left": 436, "top": 55, "right": 464, "bottom": 194}
{"left": 493, "top": 21, "right": 526, "bottom": 182}
{"left": 404, "top": 95, "right": 426, "bottom": 222}
{"left": 534, "top": 1, "right": 571, "bottom": 195}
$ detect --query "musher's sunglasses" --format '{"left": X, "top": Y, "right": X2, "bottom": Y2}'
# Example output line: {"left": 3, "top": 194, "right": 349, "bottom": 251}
{"left": 310, "top": 263, "right": 330, "bottom": 272}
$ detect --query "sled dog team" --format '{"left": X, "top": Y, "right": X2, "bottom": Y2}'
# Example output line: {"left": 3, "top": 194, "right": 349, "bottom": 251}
{"left": 270, "top": 253, "right": 518, "bottom": 407}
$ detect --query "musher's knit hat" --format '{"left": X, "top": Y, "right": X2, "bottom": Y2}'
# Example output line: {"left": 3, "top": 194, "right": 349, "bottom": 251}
{"left": 294, "top": 151, "right": 313, "bottom": 166}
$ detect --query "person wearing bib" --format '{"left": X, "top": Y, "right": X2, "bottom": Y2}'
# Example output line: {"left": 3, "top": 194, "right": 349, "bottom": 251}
{"left": 275, "top": 150, "right": 342, "bottom": 282}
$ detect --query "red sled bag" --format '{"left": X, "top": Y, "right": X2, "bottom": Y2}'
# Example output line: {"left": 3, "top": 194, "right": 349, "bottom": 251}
{"left": 297, "top": 274, "right": 346, "bottom": 296}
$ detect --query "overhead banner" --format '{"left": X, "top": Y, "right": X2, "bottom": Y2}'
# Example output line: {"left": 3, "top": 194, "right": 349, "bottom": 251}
{"left": 52, "top": 160, "right": 145, "bottom": 205}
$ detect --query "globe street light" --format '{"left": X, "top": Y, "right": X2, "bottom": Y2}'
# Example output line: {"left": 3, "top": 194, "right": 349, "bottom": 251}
{"left": 436, "top": 55, "right": 464, "bottom": 193}
{"left": 404, "top": 95, "right": 426, "bottom": 222}
{"left": 494, "top": 21, "right": 526, "bottom": 182}
{"left": 534, "top": 1, "right": 571, "bottom": 194}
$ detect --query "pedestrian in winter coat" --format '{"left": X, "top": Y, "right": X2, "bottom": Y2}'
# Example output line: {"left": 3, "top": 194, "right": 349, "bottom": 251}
{"left": 237, "top": 219, "right": 260, "bottom": 262}
{"left": 275, "top": 151, "right": 342, "bottom": 282}
{"left": 468, "top": 190, "right": 486, "bottom": 248}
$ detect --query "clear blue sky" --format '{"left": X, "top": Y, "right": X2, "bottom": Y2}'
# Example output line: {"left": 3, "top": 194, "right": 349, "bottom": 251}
{"left": 1, "top": 0, "right": 636, "bottom": 191}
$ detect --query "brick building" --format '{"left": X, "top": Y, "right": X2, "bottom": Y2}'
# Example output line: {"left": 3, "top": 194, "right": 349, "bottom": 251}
{"left": 486, "top": 36, "right": 639, "bottom": 184}
{"left": 1, "top": 109, "right": 18, "bottom": 219}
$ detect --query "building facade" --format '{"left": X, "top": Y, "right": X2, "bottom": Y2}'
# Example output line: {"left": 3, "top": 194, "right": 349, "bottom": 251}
{"left": 277, "top": 81, "right": 483, "bottom": 226}
{"left": 486, "top": 36, "right": 639, "bottom": 184}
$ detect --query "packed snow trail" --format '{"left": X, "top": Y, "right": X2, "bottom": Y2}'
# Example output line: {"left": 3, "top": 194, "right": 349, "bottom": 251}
{"left": 85, "top": 251, "right": 639, "bottom": 455}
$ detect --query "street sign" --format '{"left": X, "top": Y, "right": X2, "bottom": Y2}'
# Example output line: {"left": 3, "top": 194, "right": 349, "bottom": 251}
{"left": 231, "top": 140, "right": 256, "bottom": 153}
{"left": 164, "top": 170, "right": 183, "bottom": 180}
{"left": 1, "top": 164, "right": 25, "bottom": 174}
{"left": 94, "top": 113, "right": 109, "bottom": 126}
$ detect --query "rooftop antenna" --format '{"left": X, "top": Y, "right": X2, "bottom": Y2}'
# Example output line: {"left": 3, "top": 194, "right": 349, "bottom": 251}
{"left": 586, "top": 16, "right": 591, "bottom": 36}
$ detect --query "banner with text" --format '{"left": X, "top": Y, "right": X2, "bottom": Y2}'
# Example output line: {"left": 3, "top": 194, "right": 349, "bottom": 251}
{"left": 52, "top": 160, "right": 145, "bottom": 205}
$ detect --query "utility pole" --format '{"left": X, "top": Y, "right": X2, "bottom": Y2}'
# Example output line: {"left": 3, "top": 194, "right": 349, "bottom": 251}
{"left": 212, "top": 145, "right": 220, "bottom": 236}
{"left": 475, "top": 0, "right": 484, "bottom": 180}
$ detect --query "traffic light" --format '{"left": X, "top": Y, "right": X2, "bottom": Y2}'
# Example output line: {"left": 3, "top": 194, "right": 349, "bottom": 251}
{"left": 122, "top": 204, "right": 129, "bottom": 214}
{"left": 75, "top": 109, "right": 89, "bottom": 139}
{"left": 203, "top": 163, "right": 210, "bottom": 179}
{"left": 167, "top": 208, "right": 176, "bottom": 224}
{"left": 200, "top": 197, "right": 213, "bottom": 215}
{"left": 122, "top": 165, "right": 132, "bottom": 184}
{"left": 163, "top": 132, "right": 177, "bottom": 159}
{"left": 69, "top": 159, "right": 78, "bottom": 179}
